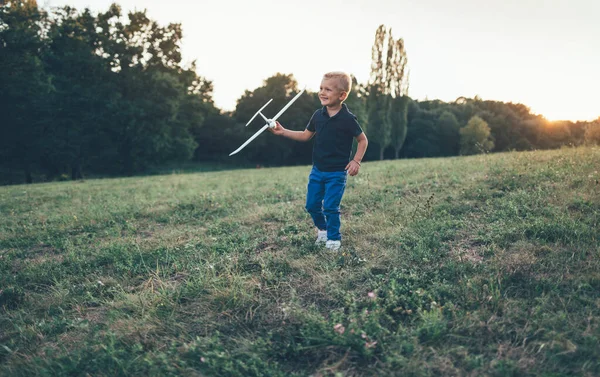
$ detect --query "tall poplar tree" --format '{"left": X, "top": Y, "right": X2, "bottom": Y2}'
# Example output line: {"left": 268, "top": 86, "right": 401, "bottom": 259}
{"left": 389, "top": 37, "right": 409, "bottom": 159}
{"left": 367, "top": 25, "right": 409, "bottom": 160}
{"left": 367, "top": 25, "right": 391, "bottom": 160}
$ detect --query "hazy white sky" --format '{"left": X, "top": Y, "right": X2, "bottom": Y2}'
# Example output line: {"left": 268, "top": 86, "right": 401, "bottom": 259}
{"left": 42, "top": 0, "right": 599, "bottom": 121}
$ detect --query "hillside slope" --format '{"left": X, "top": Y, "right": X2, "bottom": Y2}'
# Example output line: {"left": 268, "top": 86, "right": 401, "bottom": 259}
{"left": 1, "top": 147, "right": 599, "bottom": 376}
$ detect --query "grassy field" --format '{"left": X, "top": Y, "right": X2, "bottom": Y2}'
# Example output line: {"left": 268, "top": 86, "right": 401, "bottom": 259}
{"left": 1, "top": 147, "right": 599, "bottom": 376}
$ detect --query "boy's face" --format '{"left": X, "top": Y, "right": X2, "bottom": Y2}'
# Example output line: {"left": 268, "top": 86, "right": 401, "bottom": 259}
{"left": 319, "top": 78, "right": 347, "bottom": 107}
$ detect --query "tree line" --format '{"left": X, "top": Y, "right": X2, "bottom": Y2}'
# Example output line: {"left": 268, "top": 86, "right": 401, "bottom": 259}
{"left": 1, "top": 1, "right": 599, "bottom": 185}
{"left": 1, "top": 0, "right": 216, "bottom": 183}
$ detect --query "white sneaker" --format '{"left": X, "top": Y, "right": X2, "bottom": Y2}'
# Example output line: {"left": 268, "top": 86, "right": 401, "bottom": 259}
{"left": 315, "top": 230, "right": 327, "bottom": 244}
{"left": 325, "top": 240, "right": 341, "bottom": 251}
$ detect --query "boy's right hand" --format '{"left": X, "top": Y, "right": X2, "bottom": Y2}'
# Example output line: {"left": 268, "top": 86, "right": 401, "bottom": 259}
{"left": 268, "top": 121, "right": 285, "bottom": 136}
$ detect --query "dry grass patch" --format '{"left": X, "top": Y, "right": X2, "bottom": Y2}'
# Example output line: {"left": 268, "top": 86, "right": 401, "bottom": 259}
{"left": 108, "top": 317, "right": 163, "bottom": 347}
{"left": 24, "top": 244, "right": 64, "bottom": 265}
{"left": 493, "top": 241, "right": 539, "bottom": 275}
{"left": 449, "top": 236, "right": 485, "bottom": 264}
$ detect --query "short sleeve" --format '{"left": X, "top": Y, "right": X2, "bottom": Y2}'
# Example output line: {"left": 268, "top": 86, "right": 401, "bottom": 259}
{"left": 350, "top": 115, "right": 363, "bottom": 137}
{"left": 306, "top": 111, "right": 317, "bottom": 132}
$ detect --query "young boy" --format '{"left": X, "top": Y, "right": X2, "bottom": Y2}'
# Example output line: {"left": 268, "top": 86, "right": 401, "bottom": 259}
{"left": 269, "top": 72, "right": 368, "bottom": 251}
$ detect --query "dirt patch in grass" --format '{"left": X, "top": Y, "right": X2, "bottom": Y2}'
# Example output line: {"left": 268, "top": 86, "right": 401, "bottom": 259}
{"left": 493, "top": 241, "right": 539, "bottom": 275}
{"left": 448, "top": 236, "right": 485, "bottom": 264}
{"left": 26, "top": 244, "right": 64, "bottom": 264}
{"left": 451, "top": 243, "right": 484, "bottom": 264}
{"left": 6, "top": 244, "right": 65, "bottom": 273}
{"left": 109, "top": 317, "right": 162, "bottom": 346}
{"left": 76, "top": 305, "right": 109, "bottom": 324}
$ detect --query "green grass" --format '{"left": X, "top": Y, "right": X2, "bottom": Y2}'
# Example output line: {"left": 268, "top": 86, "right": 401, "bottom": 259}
{"left": 1, "top": 147, "right": 599, "bottom": 376}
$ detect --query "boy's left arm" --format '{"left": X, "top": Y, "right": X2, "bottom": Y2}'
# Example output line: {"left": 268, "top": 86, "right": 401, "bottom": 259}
{"left": 346, "top": 132, "right": 368, "bottom": 176}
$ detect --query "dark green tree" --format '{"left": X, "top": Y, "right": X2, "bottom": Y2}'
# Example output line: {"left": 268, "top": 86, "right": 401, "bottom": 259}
{"left": 95, "top": 6, "right": 200, "bottom": 175}
{"left": 345, "top": 75, "right": 369, "bottom": 157}
{"left": 194, "top": 108, "right": 240, "bottom": 161}
{"left": 390, "top": 95, "right": 410, "bottom": 158}
{"left": 0, "top": 0, "right": 52, "bottom": 183}
{"left": 402, "top": 103, "right": 440, "bottom": 158}
{"left": 43, "top": 6, "right": 117, "bottom": 179}
{"left": 0, "top": 2, "right": 214, "bottom": 182}
{"left": 436, "top": 111, "right": 460, "bottom": 156}
{"left": 345, "top": 75, "right": 368, "bottom": 131}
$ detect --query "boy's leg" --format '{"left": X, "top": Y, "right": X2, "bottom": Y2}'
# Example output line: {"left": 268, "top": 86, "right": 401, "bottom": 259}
{"left": 323, "top": 171, "right": 348, "bottom": 241}
{"left": 305, "top": 166, "right": 327, "bottom": 231}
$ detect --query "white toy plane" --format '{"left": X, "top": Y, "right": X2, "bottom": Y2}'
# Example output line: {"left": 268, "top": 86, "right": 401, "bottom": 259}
{"left": 229, "top": 88, "right": 306, "bottom": 156}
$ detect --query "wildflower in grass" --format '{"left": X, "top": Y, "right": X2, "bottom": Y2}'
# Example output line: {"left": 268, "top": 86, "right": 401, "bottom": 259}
{"left": 365, "top": 341, "right": 377, "bottom": 349}
{"left": 368, "top": 291, "right": 375, "bottom": 299}
{"left": 334, "top": 323, "right": 345, "bottom": 335}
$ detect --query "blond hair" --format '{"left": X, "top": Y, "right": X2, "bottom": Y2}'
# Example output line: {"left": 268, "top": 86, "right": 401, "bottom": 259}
{"left": 323, "top": 71, "right": 352, "bottom": 94}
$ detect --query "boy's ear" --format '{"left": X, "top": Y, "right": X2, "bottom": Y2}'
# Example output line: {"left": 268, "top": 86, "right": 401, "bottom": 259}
{"left": 340, "top": 91, "right": 348, "bottom": 101}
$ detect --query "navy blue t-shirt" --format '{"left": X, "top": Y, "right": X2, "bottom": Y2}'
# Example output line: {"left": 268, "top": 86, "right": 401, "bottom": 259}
{"left": 306, "top": 103, "right": 364, "bottom": 172}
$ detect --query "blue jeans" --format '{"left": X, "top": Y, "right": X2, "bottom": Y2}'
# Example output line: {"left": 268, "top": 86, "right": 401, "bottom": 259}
{"left": 305, "top": 166, "right": 348, "bottom": 241}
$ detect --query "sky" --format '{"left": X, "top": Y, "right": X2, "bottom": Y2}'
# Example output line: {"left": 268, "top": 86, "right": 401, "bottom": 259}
{"left": 41, "top": 0, "right": 600, "bottom": 121}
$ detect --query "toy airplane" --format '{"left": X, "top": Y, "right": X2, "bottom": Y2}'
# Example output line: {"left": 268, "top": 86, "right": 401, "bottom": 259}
{"left": 229, "top": 88, "right": 306, "bottom": 156}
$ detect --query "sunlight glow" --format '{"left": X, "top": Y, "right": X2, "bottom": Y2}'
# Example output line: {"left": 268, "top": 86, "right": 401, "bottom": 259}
{"left": 42, "top": 0, "right": 600, "bottom": 121}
